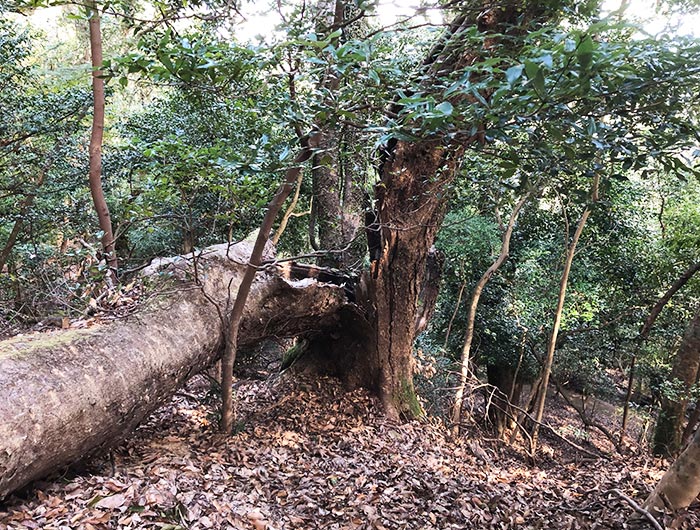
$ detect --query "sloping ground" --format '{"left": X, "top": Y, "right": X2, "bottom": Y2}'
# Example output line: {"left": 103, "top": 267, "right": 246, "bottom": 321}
{"left": 1, "top": 374, "right": 698, "bottom": 530}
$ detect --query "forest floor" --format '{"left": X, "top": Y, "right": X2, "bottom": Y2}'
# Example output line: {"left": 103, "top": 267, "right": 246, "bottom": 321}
{"left": 1, "top": 370, "right": 699, "bottom": 530}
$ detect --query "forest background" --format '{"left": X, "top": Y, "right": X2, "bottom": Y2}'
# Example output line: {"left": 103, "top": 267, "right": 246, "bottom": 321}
{"left": 1, "top": 0, "right": 700, "bottom": 526}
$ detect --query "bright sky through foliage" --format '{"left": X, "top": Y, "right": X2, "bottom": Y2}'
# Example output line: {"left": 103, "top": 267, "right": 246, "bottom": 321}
{"left": 230, "top": 0, "right": 700, "bottom": 42}
{"left": 18, "top": 1, "right": 700, "bottom": 45}
{"left": 602, "top": 0, "right": 700, "bottom": 37}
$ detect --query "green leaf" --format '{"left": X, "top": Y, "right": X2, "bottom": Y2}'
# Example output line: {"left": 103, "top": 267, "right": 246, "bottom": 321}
{"left": 505, "top": 64, "right": 524, "bottom": 85}
{"left": 436, "top": 101, "right": 454, "bottom": 116}
{"left": 327, "top": 29, "right": 342, "bottom": 41}
{"left": 586, "top": 118, "right": 596, "bottom": 136}
{"left": 533, "top": 68, "right": 545, "bottom": 97}
{"left": 524, "top": 60, "right": 539, "bottom": 80}
{"left": 577, "top": 35, "right": 594, "bottom": 69}
{"left": 157, "top": 51, "right": 175, "bottom": 74}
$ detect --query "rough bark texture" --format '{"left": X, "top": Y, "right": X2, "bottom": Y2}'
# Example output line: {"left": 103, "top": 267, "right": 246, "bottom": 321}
{"left": 653, "top": 307, "right": 700, "bottom": 456}
{"left": 310, "top": 0, "right": 367, "bottom": 270}
{"left": 88, "top": 2, "right": 117, "bottom": 276}
{"left": 414, "top": 247, "right": 445, "bottom": 335}
{"left": 341, "top": 2, "right": 547, "bottom": 420}
{"left": 360, "top": 139, "right": 462, "bottom": 419}
{"left": 0, "top": 240, "right": 348, "bottom": 499}
{"left": 307, "top": 1, "right": 557, "bottom": 419}
{"left": 644, "top": 420, "right": 700, "bottom": 516}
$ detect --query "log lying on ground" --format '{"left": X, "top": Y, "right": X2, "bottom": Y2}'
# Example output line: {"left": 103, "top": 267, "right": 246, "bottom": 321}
{"left": 0, "top": 240, "right": 348, "bottom": 500}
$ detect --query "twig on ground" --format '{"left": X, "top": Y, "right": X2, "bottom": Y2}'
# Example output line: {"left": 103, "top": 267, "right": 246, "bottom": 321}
{"left": 175, "top": 391, "right": 201, "bottom": 402}
{"left": 608, "top": 488, "right": 664, "bottom": 530}
{"left": 458, "top": 375, "right": 605, "bottom": 460}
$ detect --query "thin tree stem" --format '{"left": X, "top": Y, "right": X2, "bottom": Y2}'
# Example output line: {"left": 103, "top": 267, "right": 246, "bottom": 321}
{"left": 220, "top": 132, "right": 320, "bottom": 434}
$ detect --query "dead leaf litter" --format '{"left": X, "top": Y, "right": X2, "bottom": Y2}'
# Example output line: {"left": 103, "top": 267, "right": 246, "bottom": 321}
{"left": 1, "top": 375, "right": 698, "bottom": 529}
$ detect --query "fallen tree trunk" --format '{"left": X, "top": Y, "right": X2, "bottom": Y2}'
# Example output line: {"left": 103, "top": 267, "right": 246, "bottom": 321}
{"left": 0, "top": 240, "right": 348, "bottom": 500}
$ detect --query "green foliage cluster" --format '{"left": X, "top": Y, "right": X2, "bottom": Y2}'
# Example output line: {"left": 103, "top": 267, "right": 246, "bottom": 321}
{"left": 0, "top": 0, "right": 699, "bottom": 439}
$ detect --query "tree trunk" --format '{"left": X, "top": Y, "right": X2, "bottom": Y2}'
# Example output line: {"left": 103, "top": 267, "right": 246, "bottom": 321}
{"left": 644, "top": 421, "right": 700, "bottom": 517}
{"left": 414, "top": 246, "right": 445, "bottom": 335}
{"left": 451, "top": 193, "right": 530, "bottom": 432}
{"left": 310, "top": 0, "right": 367, "bottom": 269}
{"left": 681, "top": 369, "right": 700, "bottom": 447}
{"left": 621, "top": 261, "right": 700, "bottom": 437}
{"left": 487, "top": 363, "right": 522, "bottom": 437}
{"left": 312, "top": 132, "right": 365, "bottom": 268}
{"left": 681, "top": 398, "right": 700, "bottom": 446}
{"left": 336, "top": 2, "right": 551, "bottom": 420}
{"left": 0, "top": 239, "right": 348, "bottom": 500}
{"left": 359, "top": 139, "right": 465, "bottom": 419}
{"left": 530, "top": 174, "right": 599, "bottom": 452}
{"left": 652, "top": 307, "right": 700, "bottom": 456}
{"left": 88, "top": 1, "right": 118, "bottom": 279}
{"left": 220, "top": 133, "right": 320, "bottom": 433}
{"left": 310, "top": 1, "right": 557, "bottom": 419}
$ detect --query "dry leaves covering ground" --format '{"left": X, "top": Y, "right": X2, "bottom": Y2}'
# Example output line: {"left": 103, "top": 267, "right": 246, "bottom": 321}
{"left": 1, "top": 374, "right": 698, "bottom": 530}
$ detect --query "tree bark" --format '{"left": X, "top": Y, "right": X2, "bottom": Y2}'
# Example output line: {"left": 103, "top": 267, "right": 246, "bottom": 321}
{"left": 359, "top": 139, "right": 465, "bottom": 419}
{"left": 308, "top": 1, "right": 558, "bottom": 419}
{"left": 652, "top": 306, "right": 700, "bottom": 456}
{"left": 451, "top": 193, "right": 530, "bottom": 433}
{"left": 343, "top": 2, "right": 553, "bottom": 420}
{"left": 310, "top": 0, "right": 367, "bottom": 269}
{"left": 0, "top": 239, "right": 348, "bottom": 500}
{"left": 644, "top": 418, "right": 700, "bottom": 517}
{"left": 88, "top": 1, "right": 118, "bottom": 279}
{"left": 414, "top": 246, "right": 445, "bottom": 335}
{"left": 620, "top": 261, "right": 700, "bottom": 437}
{"left": 530, "top": 174, "right": 599, "bottom": 452}
{"left": 220, "top": 133, "right": 321, "bottom": 434}
{"left": 681, "top": 398, "right": 700, "bottom": 446}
